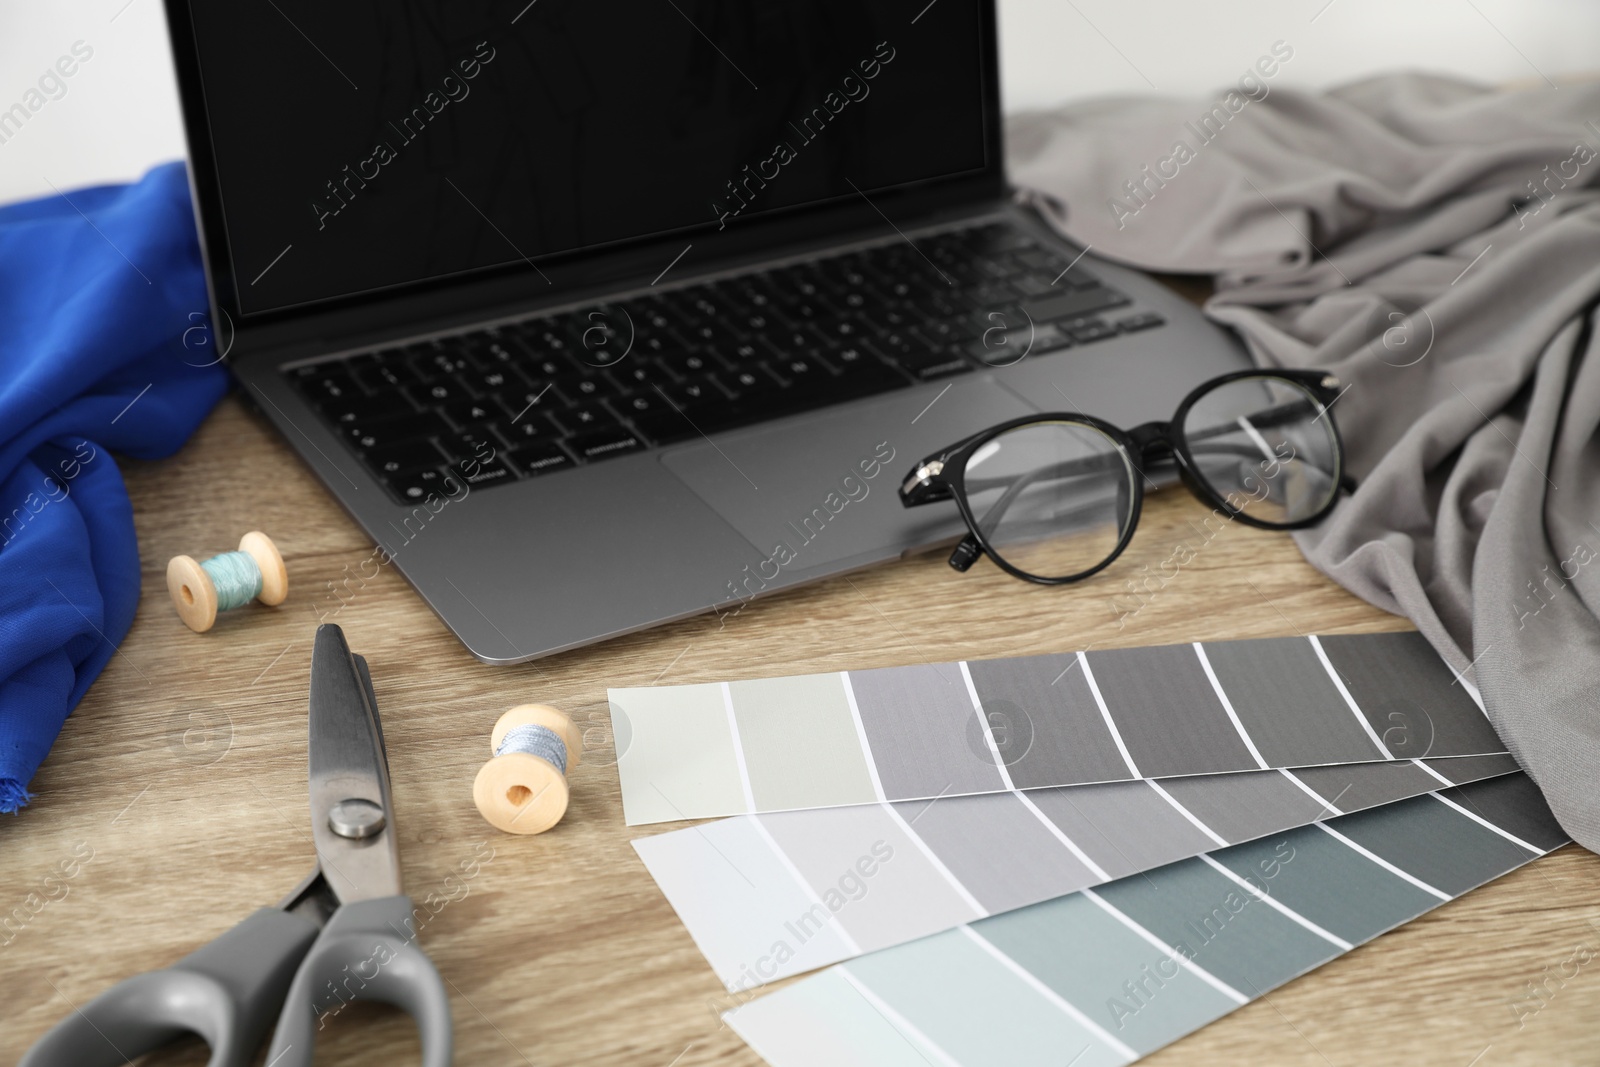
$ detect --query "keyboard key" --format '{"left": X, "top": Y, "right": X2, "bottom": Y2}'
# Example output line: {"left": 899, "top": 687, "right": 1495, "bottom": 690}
{"left": 614, "top": 392, "right": 668, "bottom": 418}
{"left": 518, "top": 323, "right": 573, "bottom": 355}
{"left": 365, "top": 441, "right": 447, "bottom": 477}
{"left": 605, "top": 361, "right": 668, "bottom": 391}
{"left": 407, "top": 379, "right": 470, "bottom": 406}
{"left": 1116, "top": 311, "right": 1166, "bottom": 332}
{"left": 507, "top": 444, "right": 575, "bottom": 477}
{"left": 913, "top": 319, "right": 973, "bottom": 346}
{"left": 729, "top": 338, "right": 782, "bottom": 363}
{"left": 825, "top": 344, "right": 872, "bottom": 370}
{"left": 494, "top": 382, "right": 566, "bottom": 422}
{"left": 388, "top": 466, "right": 454, "bottom": 503}
{"left": 907, "top": 295, "right": 962, "bottom": 320}
{"left": 972, "top": 282, "right": 1019, "bottom": 306}
{"left": 500, "top": 415, "right": 558, "bottom": 443}
{"left": 351, "top": 354, "right": 413, "bottom": 391}
{"left": 867, "top": 331, "right": 926, "bottom": 358}
{"left": 835, "top": 359, "right": 913, "bottom": 393}
{"left": 440, "top": 399, "right": 500, "bottom": 429}
{"left": 439, "top": 431, "right": 502, "bottom": 462}
{"left": 294, "top": 370, "right": 360, "bottom": 403}
{"left": 1067, "top": 320, "right": 1119, "bottom": 344}
{"left": 964, "top": 323, "right": 1070, "bottom": 364}
{"left": 454, "top": 456, "right": 516, "bottom": 488}
{"left": 459, "top": 364, "right": 527, "bottom": 394}
{"left": 319, "top": 388, "right": 411, "bottom": 425}
{"left": 658, "top": 350, "right": 721, "bottom": 377}
{"left": 724, "top": 368, "right": 783, "bottom": 400}
{"left": 342, "top": 410, "right": 448, "bottom": 452}
{"left": 814, "top": 317, "right": 868, "bottom": 343}
{"left": 1012, "top": 251, "right": 1098, "bottom": 288}
{"left": 767, "top": 355, "right": 828, "bottom": 384}
{"left": 1021, "top": 286, "right": 1131, "bottom": 324}
{"left": 551, "top": 403, "right": 618, "bottom": 433}
{"left": 411, "top": 351, "right": 473, "bottom": 380}
{"left": 735, "top": 310, "right": 780, "bottom": 333}
{"left": 1010, "top": 273, "right": 1057, "bottom": 297}
{"left": 889, "top": 349, "right": 973, "bottom": 382}
{"left": 969, "top": 225, "right": 1037, "bottom": 254}
{"left": 659, "top": 376, "right": 723, "bottom": 406}
{"left": 566, "top": 427, "right": 645, "bottom": 462}
{"left": 679, "top": 320, "right": 743, "bottom": 347}
{"left": 521, "top": 353, "right": 587, "bottom": 381}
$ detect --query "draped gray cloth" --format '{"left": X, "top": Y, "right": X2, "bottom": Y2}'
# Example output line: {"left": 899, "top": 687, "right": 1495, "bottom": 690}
{"left": 1007, "top": 74, "right": 1600, "bottom": 851}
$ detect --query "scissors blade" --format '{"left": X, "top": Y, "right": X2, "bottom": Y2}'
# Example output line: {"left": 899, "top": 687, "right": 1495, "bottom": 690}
{"left": 308, "top": 623, "right": 402, "bottom": 904}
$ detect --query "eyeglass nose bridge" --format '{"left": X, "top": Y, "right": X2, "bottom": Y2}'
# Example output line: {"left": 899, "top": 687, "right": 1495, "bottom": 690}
{"left": 1126, "top": 420, "right": 1174, "bottom": 453}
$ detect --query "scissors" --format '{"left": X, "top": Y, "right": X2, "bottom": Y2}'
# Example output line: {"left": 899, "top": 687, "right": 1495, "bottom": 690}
{"left": 22, "top": 624, "right": 453, "bottom": 1066}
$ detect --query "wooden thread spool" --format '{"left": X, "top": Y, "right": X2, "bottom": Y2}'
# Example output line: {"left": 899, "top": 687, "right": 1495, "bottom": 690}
{"left": 166, "top": 531, "right": 288, "bottom": 633}
{"left": 473, "top": 705, "right": 582, "bottom": 835}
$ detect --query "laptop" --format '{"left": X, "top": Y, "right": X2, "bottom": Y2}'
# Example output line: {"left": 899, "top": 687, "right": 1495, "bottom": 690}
{"left": 163, "top": 0, "right": 1249, "bottom": 663}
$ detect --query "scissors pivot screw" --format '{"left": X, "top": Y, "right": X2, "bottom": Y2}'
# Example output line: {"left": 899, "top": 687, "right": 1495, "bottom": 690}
{"left": 328, "top": 797, "right": 387, "bottom": 839}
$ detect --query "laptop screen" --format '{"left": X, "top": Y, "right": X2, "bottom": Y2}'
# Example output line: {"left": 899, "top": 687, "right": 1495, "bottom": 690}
{"left": 182, "top": 0, "right": 992, "bottom": 316}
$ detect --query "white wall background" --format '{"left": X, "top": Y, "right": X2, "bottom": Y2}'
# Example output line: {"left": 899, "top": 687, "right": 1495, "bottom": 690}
{"left": 0, "top": 0, "right": 1595, "bottom": 204}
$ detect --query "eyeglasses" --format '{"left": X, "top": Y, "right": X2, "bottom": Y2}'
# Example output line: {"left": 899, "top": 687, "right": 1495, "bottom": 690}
{"left": 898, "top": 369, "right": 1348, "bottom": 585}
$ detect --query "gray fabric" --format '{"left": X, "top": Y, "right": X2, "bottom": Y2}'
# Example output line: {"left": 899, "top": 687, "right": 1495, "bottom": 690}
{"left": 1006, "top": 74, "right": 1600, "bottom": 851}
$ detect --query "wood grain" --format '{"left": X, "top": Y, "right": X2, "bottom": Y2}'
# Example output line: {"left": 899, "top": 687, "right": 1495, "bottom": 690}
{"left": 3, "top": 394, "right": 1596, "bottom": 1067}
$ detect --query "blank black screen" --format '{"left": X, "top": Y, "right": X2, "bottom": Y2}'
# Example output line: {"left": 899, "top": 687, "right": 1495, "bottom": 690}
{"left": 185, "top": 0, "right": 990, "bottom": 315}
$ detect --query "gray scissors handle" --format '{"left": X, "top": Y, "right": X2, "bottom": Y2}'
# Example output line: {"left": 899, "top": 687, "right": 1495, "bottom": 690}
{"left": 19, "top": 907, "right": 320, "bottom": 1067}
{"left": 265, "top": 894, "right": 453, "bottom": 1066}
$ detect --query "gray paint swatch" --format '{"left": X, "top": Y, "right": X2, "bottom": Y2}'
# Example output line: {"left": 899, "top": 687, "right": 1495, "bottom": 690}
{"left": 1290, "top": 760, "right": 1442, "bottom": 812}
{"left": 1024, "top": 780, "right": 1220, "bottom": 880}
{"left": 757, "top": 803, "right": 983, "bottom": 951}
{"left": 1084, "top": 644, "right": 1256, "bottom": 777}
{"left": 1200, "top": 636, "right": 1385, "bottom": 764}
{"left": 1159, "top": 770, "right": 1326, "bottom": 841}
{"left": 847, "top": 663, "right": 1006, "bottom": 801}
{"left": 1318, "top": 631, "right": 1506, "bottom": 758}
{"left": 965, "top": 653, "right": 1133, "bottom": 788}
{"left": 1421, "top": 752, "right": 1521, "bottom": 784}
{"left": 889, "top": 791, "right": 1100, "bottom": 915}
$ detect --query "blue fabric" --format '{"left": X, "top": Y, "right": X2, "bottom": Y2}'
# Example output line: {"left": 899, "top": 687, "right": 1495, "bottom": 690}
{"left": 0, "top": 162, "right": 227, "bottom": 813}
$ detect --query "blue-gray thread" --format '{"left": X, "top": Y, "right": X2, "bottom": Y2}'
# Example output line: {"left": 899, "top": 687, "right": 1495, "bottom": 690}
{"left": 200, "top": 551, "right": 264, "bottom": 611}
{"left": 496, "top": 723, "right": 568, "bottom": 775}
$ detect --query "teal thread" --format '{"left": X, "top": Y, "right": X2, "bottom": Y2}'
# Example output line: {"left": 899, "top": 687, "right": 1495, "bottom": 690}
{"left": 201, "top": 551, "right": 264, "bottom": 612}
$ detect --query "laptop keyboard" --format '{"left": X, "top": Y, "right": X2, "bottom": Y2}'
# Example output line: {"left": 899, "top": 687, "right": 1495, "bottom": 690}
{"left": 285, "top": 220, "right": 1166, "bottom": 504}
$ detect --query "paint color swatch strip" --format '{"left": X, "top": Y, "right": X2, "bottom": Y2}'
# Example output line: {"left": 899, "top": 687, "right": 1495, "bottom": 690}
{"left": 633, "top": 754, "right": 1520, "bottom": 988}
{"left": 614, "top": 631, "right": 1506, "bottom": 824}
{"left": 725, "top": 773, "right": 1567, "bottom": 1067}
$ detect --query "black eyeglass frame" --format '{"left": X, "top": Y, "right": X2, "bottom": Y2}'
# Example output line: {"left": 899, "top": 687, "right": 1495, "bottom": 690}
{"left": 898, "top": 368, "right": 1348, "bottom": 586}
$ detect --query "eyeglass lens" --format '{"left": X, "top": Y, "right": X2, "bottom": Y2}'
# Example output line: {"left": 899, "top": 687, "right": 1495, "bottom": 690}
{"left": 961, "top": 420, "right": 1137, "bottom": 581}
{"left": 1179, "top": 376, "right": 1340, "bottom": 524}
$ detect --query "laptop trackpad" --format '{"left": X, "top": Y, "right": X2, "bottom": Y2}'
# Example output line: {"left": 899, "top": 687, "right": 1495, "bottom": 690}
{"left": 660, "top": 379, "right": 1040, "bottom": 571}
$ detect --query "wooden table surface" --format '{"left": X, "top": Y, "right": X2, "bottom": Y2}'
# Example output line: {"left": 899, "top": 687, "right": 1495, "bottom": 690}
{"left": 4, "top": 393, "right": 1598, "bottom": 1067}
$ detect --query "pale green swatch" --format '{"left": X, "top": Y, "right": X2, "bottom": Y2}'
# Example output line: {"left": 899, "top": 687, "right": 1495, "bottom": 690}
{"left": 730, "top": 673, "right": 877, "bottom": 811}
{"left": 613, "top": 683, "right": 747, "bottom": 824}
